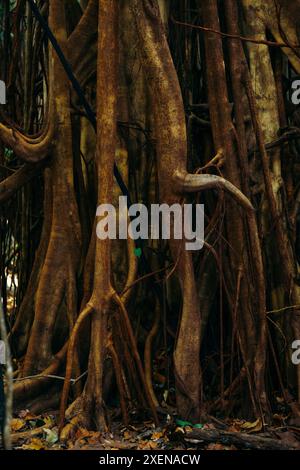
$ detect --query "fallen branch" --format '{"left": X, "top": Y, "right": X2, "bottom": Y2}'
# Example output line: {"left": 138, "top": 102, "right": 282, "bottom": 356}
{"left": 11, "top": 423, "right": 54, "bottom": 444}
{"left": 185, "top": 428, "right": 300, "bottom": 450}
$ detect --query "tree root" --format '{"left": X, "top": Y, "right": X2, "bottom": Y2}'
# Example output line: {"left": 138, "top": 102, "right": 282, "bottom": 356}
{"left": 0, "top": 119, "right": 54, "bottom": 162}
{"left": 144, "top": 301, "right": 160, "bottom": 408}
{"left": 13, "top": 343, "right": 68, "bottom": 403}
{"left": 107, "top": 337, "right": 129, "bottom": 425}
{"left": 60, "top": 396, "right": 92, "bottom": 442}
{"left": 112, "top": 292, "right": 159, "bottom": 425}
{"left": 59, "top": 305, "right": 94, "bottom": 430}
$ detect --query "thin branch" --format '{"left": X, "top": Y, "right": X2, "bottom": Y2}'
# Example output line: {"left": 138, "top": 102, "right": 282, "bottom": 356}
{"left": 171, "top": 16, "right": 300, "bottom": 49}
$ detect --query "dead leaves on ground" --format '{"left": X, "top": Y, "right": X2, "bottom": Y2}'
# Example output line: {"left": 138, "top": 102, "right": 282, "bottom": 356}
{"left": 11, "top": 418, "right": 27, "bottom": 432}
{"left": 11, "top": 410, "right": 59, "bottom": 450}
{"left": 227, "top": 417, "right": 263, "bottom": 433}
{"left": 11, "top": 409, "right": 300, "bottom": 451}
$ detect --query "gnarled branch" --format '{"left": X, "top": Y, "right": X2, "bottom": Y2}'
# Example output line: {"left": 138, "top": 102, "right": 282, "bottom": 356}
{"left": 174, "top": 170, "right": 254, "bottom": 213}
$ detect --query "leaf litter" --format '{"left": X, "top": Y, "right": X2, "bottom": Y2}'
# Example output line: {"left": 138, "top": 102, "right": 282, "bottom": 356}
{"left": 9, "top": 408, "right": 300, "bottom": 451}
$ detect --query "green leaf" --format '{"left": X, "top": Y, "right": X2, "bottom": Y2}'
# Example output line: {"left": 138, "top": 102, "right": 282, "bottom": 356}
{"left": 43, "top": 428, "right": 58, "bottom": 445}
{"left": 134, "top": 247, "right": 142, "bottom": 258}
{"left": 176, "top": 419, "right": 203, "bottom": 428}
{"left": 193, "top": 423, "right": 203, "bottom": 429}
{"left": 176, "top": 419, "right": 192, "bottom": 427}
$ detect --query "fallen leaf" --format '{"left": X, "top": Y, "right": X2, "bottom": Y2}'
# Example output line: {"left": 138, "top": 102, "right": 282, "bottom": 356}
{"left": 22, "top": 438, "right": 46, "bottom": 450}
{"left": 18, "top": 409, "right": 31, "bottom": 419}
{"left": 241, "top": 418, "right": 262, "bottom": 433}
{"left": 75, "top": 427, "right": 92, "bottom": 439}
{"left": 123, "top": 431, "right": 132, "bottom": 440}
{"left": 151, "top": 431, "right": 163, "bottom": 440}
{"left": 44, "top": 428, "right": 59, "bottom": 445}
{"left": 175, "top": 426, "right": 185, "bottom": 434}
{"left": 148, "top": 441, "right": 158, "bottom": 449}
{"left": 11, "top": 418, "right": 26, "bottom": 432}
{"left": 24, "top": 413, "right": 38, "bottom": 421}
{"left": 193, "top": 423, "right": 204, "bottom": 429}
{"left": 176, "top": 419, "right": 192, "bottom": 427}
{"left": 43, "top": 416, "right": 54, "bottom": 427}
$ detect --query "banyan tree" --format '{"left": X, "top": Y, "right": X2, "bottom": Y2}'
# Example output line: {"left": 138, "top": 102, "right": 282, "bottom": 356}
{"left": 0, "top": 0, "right": 300, "bottom": 439}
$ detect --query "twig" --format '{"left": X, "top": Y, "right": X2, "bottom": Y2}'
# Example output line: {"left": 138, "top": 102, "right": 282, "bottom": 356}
{"left": 13, "top": 370, "right": 88, "bottom": 385}
{"left": 171, "top": 16, "right": 300, "bottom": 50}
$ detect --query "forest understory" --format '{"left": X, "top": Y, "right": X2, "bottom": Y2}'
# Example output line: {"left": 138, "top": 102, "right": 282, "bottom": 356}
{"left": 1, "top": 0, "right": 300, "bottom": 451}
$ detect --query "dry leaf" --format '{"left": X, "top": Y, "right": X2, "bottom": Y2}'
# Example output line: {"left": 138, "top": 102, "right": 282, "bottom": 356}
{"left": 184, "top": 426, "right": 193, "bottom": 432}
{"left": 148, "top": 441, "right": 158, "bottom": 449}
{"left": 18, "top": 409, "right": 31, "bottom": 419}
{"left": 43, "top": 416, "right": 54, "bottom": 426}
{"left": 241, "top": 418, "right": 262, "bottom": 433}
{"left": 22, "top": 438, "right": 46, "bottom": 450}
{"left": 175, "top": 427, "right": 185, "bottom": 434}
{"left": 75, "top": 427, "right": 92, "bottom": 439}
{"left": 11, "top": 418, "right": 26, "bottom": 432}
{"left": 151, "top": 431, "right": 163, "bottom": 440}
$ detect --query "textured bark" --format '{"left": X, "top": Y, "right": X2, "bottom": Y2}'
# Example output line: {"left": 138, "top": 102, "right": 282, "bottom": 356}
{"left": 242, "top": 0, "right": 300, "bottom": 401}
{"left": 201, "top": 0, "right": 268, "bottom": 418}
{"left": 1, "top": 0, "right": 300, "bottom": 436}
{"left": 15, "top": 0, "right": 81, "bottom": 380}
{"left": 130, "top": 0, "right": 255, "bottom": 422}
{"left": 82, "top": 0, "right": 119, "bottom": 428}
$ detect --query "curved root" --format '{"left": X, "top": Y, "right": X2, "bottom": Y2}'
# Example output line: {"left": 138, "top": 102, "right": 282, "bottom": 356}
{"left": 59, "top": 304, "right": 94, "bottom": 431}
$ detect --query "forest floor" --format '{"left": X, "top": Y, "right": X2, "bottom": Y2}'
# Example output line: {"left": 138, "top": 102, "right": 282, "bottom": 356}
{"left": 7, "top": 408, "right": 300, "bottom": 451}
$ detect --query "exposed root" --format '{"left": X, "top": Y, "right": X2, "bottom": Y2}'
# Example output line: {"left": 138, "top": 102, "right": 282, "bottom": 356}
{"left": 59, "top": 304, "right": 94, "bottom": 430}
{"left": 0, "top": 119, "right": 54, "bottom": 162}
{"left": 60, "top": 396, "right": 90, "bottom": 441}
{"left": 26, "top": 390, "right": 61, "bottom": 415}
{"left": 107, "top": 336, "right": 129, "bottom": 425}
{"left": 13, "top": 343, "right": 68, "bottom": 403}
{"left": 112, "top": 292, "right": 159, "bottom": 424}
{"left": 144, "top": 301, "right": 160, "bottom": 408}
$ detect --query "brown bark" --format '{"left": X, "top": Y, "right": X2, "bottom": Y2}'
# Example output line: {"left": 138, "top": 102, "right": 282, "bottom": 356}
{"left": 201, "top": 0, "right": 268, "bottom": 418}
{"left": 130, "top": 0, "right": 256, "bottom": 422}
{"left": 19, "top": 0, "right": 81, "bottom": 377}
